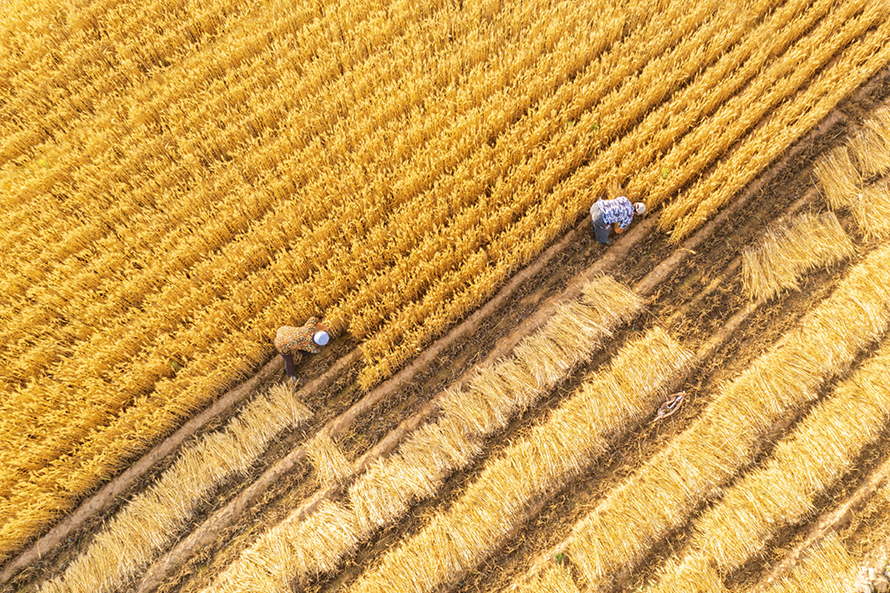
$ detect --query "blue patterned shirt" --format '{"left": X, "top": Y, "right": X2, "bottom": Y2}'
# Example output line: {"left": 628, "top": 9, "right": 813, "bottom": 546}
{"left": 599, "top": 197, "right": 635, "bottom": 229}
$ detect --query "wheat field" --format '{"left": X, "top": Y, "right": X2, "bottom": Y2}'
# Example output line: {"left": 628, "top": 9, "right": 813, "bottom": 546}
{"left": 3, "top": 0, "right": 890, "bottom": 591}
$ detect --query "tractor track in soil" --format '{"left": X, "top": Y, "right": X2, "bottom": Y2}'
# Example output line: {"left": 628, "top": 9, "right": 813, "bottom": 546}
{"left": 6, "top": 45, "right": 890, "bottom": 593}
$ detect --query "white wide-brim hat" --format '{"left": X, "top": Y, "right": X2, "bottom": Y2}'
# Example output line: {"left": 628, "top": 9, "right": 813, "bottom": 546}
{"left": 313, "top": 331, "right": 330, "bottom": 346}
{"left": 634, "top": 202, "right": 646, "bottom": 214}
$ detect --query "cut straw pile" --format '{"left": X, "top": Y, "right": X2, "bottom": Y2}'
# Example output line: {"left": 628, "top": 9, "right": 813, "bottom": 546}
{"left": 305, "top": 431, "right": 352, "bottom": 487}
{"left": 741, "top": 210, "right": 854, "bottom": 301}
{"left": 347, "top": 328, "right": 693, "bottom": 593}
{"left": 39, "top": 382, "right": 311, "bottom": 593}
{"left": 646, "top": 335, "right": 890, "bottom": 591}
{"left": 758, "top": 534, "right": 858, "bottom": 593}
{"left": 560, "top": 241, "right": 890, "bottom": 590}
{"left": 816, "top": 105, "right": 890, "bottom": 240}
{"left": 203, "top": 276, "right": 644, "bottom": 593}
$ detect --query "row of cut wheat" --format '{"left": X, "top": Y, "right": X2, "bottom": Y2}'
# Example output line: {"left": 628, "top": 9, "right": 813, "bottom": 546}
{"left": 201, "top": 277, "right": 642, "bottom": 592}
{"left": 741, "top": 210, "right": 854, "bottom": 301}
{"left": 37, "top": 381, "right": 310, "bottom": 593}
{"left": 346, "top": 328, "right": 692, "bottom": 593}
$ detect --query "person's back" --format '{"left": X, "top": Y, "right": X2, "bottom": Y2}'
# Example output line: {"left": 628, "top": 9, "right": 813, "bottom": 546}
{"left": 275, "top": 317, "right": 330, "bottom": 380}
{"left": 590, "top": 196, "right": 646, "bottom": 245}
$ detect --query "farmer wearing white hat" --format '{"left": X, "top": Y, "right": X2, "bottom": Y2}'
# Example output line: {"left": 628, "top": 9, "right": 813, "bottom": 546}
{"left": 590, "top": 196, "right": 646, "bottom": 245}
{"left": 274, "top": 317, "right": 330, "bottom": 381}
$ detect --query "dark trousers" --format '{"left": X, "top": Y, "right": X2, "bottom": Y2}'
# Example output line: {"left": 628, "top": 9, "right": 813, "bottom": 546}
{"left": 590, "top": 202, "right": 612, "bottom": 245}
{"left": 281, "top": 352, "right": 298, "bottom": 379}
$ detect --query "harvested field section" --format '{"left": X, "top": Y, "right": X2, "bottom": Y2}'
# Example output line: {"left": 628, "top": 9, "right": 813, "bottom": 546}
{"left": 556, "top": 241, "right": 890, "bottom": 590}
{"left": 346, "top": 329, "right": 692, "bottom": 593}
{"left": 645, "top": 335, "right": 890, "bottom": 590}
{"left": 35, "top": 382, "right": 310, "bottom": 593}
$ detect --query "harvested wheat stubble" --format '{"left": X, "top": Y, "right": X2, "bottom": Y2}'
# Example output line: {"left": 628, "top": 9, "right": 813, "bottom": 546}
{"left": 346, "top": 328, "right": 694, "bottom": 593}
{"left": 562, "top": 241, "right": 890, "bottom": 591}
{"left": 513, "top": 564, "right": 580, "bottom": 593}
{"left": 305, "top": 431, "right": 352, "bottom": 488}
{"left": 757, "top": 534, "right": 858, "bottom": 593}
{"left": 37, "top": 381, "right": 310, "bottom": 593}
{"left": 741, "top": 210, "right": 854, "bottom": 301}
{"left": 647, "top": 335, "right": 890, "bottom": 590}
{"left": 201, "top": 276, "right": 643, "bottom": 593}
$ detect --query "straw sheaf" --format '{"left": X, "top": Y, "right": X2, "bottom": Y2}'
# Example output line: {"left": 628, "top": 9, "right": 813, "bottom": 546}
{"left": 215, "top": 500, "right": 361, "bottom": 593}
{"left": 813, "top": 145, "right": 862, "bottom": 209}
{"left": 40, "top": 381, "right": 310, "bottom": 593}
{"left": 741, "top": 211, "right": 854, "bottom": 301}
{"left": 843, "top": 180, "right": 890, "bottom": 241}
{"left": 306, "top": 431, "right": 352, "bottom": 488}
{"left": 349, "top": 415, "right": 482, "bottom": 536}
{"left": 848, "top": 106, "right": 890, "bottom": 177}
{"left": 579, "top": 276, "right": 646, "bottom": 327}
{"left": 759, "top": 534, "right": 857, "bottom": 593}
{"left": 346, "top": 329, "right": 693, "bottom": 593}
{"left": 646, "top": 554, "right": 728, "bottom": 593}
{"left": 565, "top": 242, "right": 890, "bottom": 589}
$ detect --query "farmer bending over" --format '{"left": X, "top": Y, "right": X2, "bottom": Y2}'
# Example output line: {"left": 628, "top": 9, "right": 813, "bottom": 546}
{"left": 590, "top": 196, "right": 646, "bottom": 245}
{"left": 275, "top": 317, "right": 330, "bottom": 381}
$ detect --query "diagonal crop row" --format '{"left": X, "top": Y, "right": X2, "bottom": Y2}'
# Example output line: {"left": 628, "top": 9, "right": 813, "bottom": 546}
{"left": 741, "top": 210, "right": 854, "bottom": 301}
{"left": 345, "top": 328, "right": 693, "bottom": 593}
{"left": 662, "top": 3, "right": 890, "bottom": 239}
